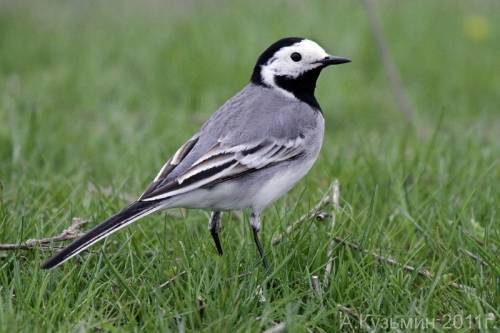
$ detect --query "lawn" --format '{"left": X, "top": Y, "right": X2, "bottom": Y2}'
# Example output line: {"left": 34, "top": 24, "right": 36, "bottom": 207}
{"left": 0, "top": 0, "right": 498, "bottom": 331}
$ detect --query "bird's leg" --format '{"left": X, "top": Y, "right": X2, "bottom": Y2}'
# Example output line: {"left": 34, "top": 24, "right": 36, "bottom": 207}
{"left": 208, "top": 211, "right": 223, "bottom": 255}
{"left": 250, "top": 212, "right": 270, "bottom": 272}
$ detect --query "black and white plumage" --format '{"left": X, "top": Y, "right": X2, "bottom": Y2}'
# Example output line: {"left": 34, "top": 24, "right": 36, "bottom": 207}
{"left": 41, "top": 37, "right": 350, "bottom": 270}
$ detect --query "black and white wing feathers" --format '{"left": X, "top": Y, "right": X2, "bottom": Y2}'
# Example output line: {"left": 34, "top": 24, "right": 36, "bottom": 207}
{"left": 140, "top": 136, "right": 306, "bottom": 202}
{"left": 140, "top": 134, "right": 200, "bottom": 199}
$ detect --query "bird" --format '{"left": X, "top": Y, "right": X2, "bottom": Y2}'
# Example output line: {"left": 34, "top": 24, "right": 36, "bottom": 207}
{"left": 41, "top": 37, "right": 350, "bottom": 271}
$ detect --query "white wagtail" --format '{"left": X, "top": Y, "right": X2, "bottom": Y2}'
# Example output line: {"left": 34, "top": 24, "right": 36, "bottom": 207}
{"left": 42, "top": 37, "right": 350, "bottom": 270}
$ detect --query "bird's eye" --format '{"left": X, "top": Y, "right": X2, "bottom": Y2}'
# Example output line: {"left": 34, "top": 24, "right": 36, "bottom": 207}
{"left": 290, "top": 52, "right": 302, "bottom": 62}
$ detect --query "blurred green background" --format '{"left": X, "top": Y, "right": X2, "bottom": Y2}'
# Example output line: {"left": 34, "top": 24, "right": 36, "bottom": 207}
{"left": 0, "top": 0, "right": 498, "bottom": 331}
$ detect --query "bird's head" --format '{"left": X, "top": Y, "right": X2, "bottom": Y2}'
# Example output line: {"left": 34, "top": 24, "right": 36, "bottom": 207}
{"left": 251, "top": 37, "right": 350, "bottom": 109}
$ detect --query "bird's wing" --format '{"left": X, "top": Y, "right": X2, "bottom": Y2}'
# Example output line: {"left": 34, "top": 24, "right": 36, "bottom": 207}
{"left": 139, "top": 135, "right": 306, "bottom": 201}
{"left": 140, "top": 133, "right": 200, "bottom": 198}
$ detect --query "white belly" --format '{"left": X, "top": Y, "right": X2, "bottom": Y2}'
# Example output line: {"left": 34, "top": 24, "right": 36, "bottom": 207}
{"left": 250, "top": 159, "right": 315, "bottom": 210}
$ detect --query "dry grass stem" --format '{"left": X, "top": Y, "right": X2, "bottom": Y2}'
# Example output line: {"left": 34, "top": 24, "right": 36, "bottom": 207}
{"left": 310, "top": 275, "right": 322, "bottom": 298}
{"left": 272, "top": 179, "right": 472, "bottom": 291}
{"left": 332, "top": 236, "right": 471, "bottom": 291}
{"left": 362, "top": 0, "right": 415, "bottom": 121}
{"left": 0, "top": 217, "right": 87, "bottom": 251}
{"left": 324, "top": 180, "right": 340, "bottom": 284}
{"left": 157, "top": 270, "right": 187, "bottom": 289}
{"left": 460, "top": 249, "right": 488, "bottom": 266}
{"left": 263, "top": 322, "right": 286, "bottom": 333}
{"left": 271, "top": 182, "right": 336, "bottom": 246}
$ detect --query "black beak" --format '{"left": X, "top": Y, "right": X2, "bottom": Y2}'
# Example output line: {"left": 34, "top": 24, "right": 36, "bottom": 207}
{"left": 316, "top": 55, "right": 351, "bottom": 66}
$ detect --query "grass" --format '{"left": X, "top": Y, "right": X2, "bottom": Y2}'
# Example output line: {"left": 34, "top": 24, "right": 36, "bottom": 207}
{"left": 0, "top": 0, "right": 498, "bottom": 331}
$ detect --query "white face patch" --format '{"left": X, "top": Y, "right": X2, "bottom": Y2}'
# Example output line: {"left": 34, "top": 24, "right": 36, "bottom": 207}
{"left": 260, "top": 39, "right": 329, "bottom": 95}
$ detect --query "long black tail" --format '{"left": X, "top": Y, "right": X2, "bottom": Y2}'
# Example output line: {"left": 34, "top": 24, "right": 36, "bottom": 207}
{"left": 41, "top": 200, "right": 161, "bottom": 269}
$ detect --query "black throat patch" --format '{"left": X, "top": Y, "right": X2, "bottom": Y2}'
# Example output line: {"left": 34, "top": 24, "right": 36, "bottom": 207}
{"left": 273, "top": 68, "right": 322, "bottom": 110}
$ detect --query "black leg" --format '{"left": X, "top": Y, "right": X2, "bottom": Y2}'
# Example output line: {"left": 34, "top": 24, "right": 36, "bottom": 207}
{"left": 250, "top": 212, "right": 270, "bottom": 272}
{"left": 209, "top": 211, "right": 223, "bottom": 255}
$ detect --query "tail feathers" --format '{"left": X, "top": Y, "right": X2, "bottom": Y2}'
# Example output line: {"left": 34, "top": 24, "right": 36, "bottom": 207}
{"left": 41, "top": 201, "right": 161, "bottom": 269}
